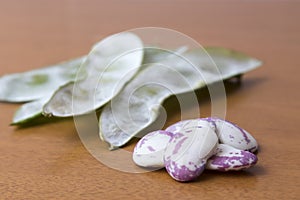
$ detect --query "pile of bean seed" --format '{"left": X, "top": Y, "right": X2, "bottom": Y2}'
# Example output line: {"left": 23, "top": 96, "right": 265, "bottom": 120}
{"left": 133, "top": 117, "right": 258, "bottom": 182}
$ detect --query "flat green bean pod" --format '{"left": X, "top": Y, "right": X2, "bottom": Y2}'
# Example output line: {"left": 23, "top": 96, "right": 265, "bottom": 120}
{"left": 12, "top": 96, "right": 51, "bottom": 124}
{"left": 0, "top": 57, "right": 85, "bottom": 102}
{"left": 99, "top": 47, "right": 262, "bottom": 148}
{"left": 11, "top": 63, "right": 85, "bottom": 124}
{"left": 43, "top": 32, "right": 144, "bottom": 117}
{"left": 11, "top": 47, "right": 184, "bottom": 125}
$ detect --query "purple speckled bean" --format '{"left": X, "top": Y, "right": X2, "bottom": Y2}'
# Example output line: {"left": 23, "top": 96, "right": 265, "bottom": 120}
{"left": 205, "top": 117, "right": 258, "bottom": 152}
{"left": 206, "top": 144, "right": 258, "bottom": 171}
{"left": 166, "top": 117, "right": 258, "bottom": 153}
{"left": 133, "top": 130, "right": 174, "bottom": 168}
{"left": 164, "top": 120, "right": 218, "bottom": 182}
{"left": 164, "top": 160, "right": 206, "bottom": 182}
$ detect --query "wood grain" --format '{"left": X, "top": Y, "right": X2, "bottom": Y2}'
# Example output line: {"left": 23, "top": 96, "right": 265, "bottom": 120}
{"left": 0, "top": 0, "right": 299, "bottom": 199}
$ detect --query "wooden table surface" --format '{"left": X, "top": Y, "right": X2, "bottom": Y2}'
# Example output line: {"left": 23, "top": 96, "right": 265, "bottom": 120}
{"left": 0, "top": 0, "right": 299, "bottom": 199}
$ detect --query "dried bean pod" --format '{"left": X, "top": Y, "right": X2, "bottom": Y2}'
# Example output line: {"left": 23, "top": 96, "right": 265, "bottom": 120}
{"left": 100, "top": 47, "right": 262, "bottom": 148}
{"left": 43, "top": 32, "right": 144, "bottom": 117}
{"left": 0, "top": 56, "right": 85, "bottom": 102}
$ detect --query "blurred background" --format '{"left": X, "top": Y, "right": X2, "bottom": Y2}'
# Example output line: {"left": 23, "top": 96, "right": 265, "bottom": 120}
{"left": 1, "top": 0, "right": 298, "bottom": 73}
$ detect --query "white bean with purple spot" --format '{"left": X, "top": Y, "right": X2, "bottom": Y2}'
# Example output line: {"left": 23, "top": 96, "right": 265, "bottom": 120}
{"left": 164, "top": 120, "right": 218, "bottom": 182}
{"left": 206, "top": 143, "right": 258, "bottom": 171}
{"left": 165, "top": 118, "right": 216, "bottom": 134}
{"left": 133, "top": 130, "right": 173, "bottom": 168}
{"left": 206, "top": 117, "right": 258, "bottom": 152}
{"left": 132, "top": 118, "right": 259, "bottom": 182}
{"left": 166, "top": 117, "right": 258, "bottom": 152}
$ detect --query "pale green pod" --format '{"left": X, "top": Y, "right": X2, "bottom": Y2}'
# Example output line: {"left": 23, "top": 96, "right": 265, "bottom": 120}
{"left": 43, "top": 32, "right": 144, "bottom": 117}
{"left": 187, "top": 47, "right": 262, "bottom": 79}
{"left": 12, "top": 96, "right": 51, "bottom": 124}
{"left": 11, "top": 46, "right": 181, "bottom": 125}
{"left": 10, "top": 57, "right": 86, "bottom": 124}
{"left": 0, "top": 57, "right": 85, "bottom": 102}
{"left": 99, "top": 47, "right": 262, "bottom": 148}
{"left": 11, "top": 63, "right": 86, "bottom": 125}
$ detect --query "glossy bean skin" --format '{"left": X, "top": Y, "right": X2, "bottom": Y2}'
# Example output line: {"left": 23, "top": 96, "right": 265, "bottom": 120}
{"left": 164, "top": 120, "right": 218, "bottom": 182}
{"left": 133, "top": 118, "right": 259, "bottom": 181}
{"left": 166, "top": 117, "right": 258, "bottom": 152}
{"left": 165, "top": 118, "right": 216, "bottom": 134}
{"left": 205, "top": 117, "right": 258, "bottom": 152}
{"left": 133, "top": 130, "right": 174, "bottom": 168}
{"left": 206, "top": 143, "right": 258, "bottom": 171}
